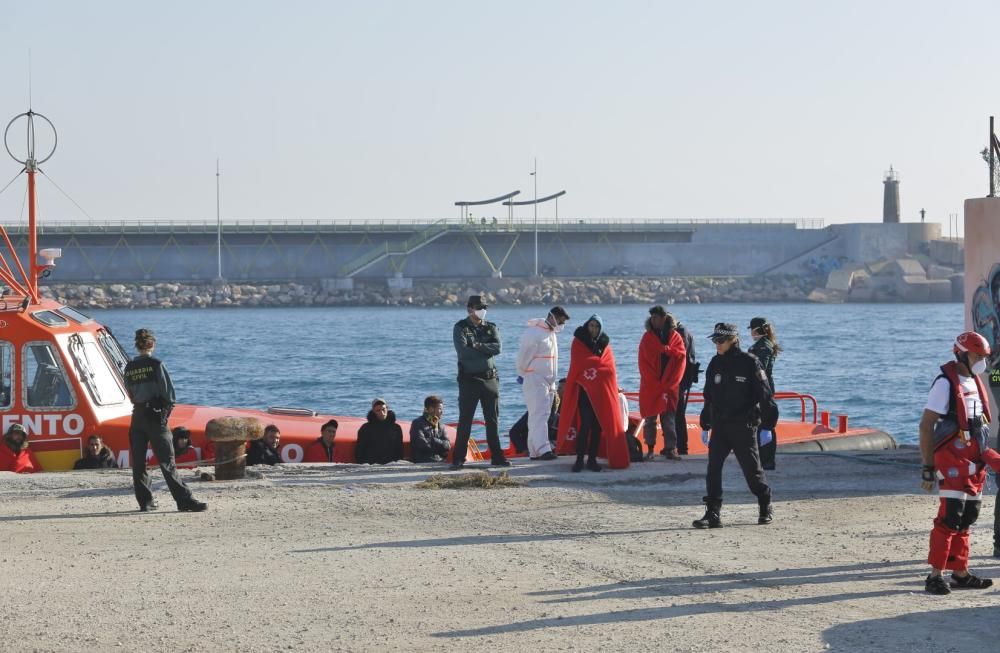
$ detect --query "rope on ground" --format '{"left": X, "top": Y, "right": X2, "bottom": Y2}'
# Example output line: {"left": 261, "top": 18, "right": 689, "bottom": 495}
{"left": 780, "top": 449, "right": 921, "bottom": 469}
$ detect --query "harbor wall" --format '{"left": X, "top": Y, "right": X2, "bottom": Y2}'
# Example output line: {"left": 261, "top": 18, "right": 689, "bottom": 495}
{"left": 19, "top": 220, "right": 941, "bottom": 283}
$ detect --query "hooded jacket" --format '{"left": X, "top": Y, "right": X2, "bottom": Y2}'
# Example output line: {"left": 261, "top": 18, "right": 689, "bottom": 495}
{"left": 0, "top": 432, "right": 41, "bottom": 473}
{"left": 638, "top": 317, "right": 687, "bottom": 417}
{"left": 356, "top": 410, "right": 404, "bottom": 464}
{"left": 516, "top": 318, "right": 559, "bottom": 387}
{"left": 73, "top": 446, "right": 119, "bottom": 470}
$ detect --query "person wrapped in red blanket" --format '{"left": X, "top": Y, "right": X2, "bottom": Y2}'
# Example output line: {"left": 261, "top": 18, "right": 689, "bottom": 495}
{"left": 555, "top": 315, "right": 629, "bottom": 470}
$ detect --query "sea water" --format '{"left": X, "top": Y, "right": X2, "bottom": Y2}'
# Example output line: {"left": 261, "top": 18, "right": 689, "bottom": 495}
{"left": 93, "top": 303, "right": 965, "bottom": 446}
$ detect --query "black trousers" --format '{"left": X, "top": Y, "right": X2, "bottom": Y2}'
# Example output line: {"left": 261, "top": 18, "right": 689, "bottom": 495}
{"left": 453, "top": 376, "right": 504, "bottom": 463}
{"left": 575, "top": 389, "right": 601, "bottom": 460}
{"left": 995, "top": 485, "right": 1000, "bottom": 548}
{"left": 675, "top": 384, "right": 691, "bottom": 454}
{"left": 129, "top": 408, "right": 193, "bottom": 508}
{"left": 758, "top": 426, "right": 777, "bottom": 470}
{"left": 705, "top": 421, "right": 770, "bottom": 505}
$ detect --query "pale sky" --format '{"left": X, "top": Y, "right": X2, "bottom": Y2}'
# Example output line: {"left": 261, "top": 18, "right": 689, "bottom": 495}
{"left": 0, "top": 1, "right": 996, "bottom": 231}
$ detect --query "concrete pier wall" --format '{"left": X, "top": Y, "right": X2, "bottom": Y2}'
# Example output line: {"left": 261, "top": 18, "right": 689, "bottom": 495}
{"left": 10, "top": 219, "right": 939, "bottom": 283}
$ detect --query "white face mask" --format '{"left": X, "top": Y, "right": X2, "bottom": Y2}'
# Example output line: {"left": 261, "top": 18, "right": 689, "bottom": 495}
{"left": 553, "top": 322, "right": 565, "bottom": 333}
{"left": 473, "top": 309, "right": 487, "bottom": 321}
{"left": 972, "top": 358, "right": 988, "bottom": 375}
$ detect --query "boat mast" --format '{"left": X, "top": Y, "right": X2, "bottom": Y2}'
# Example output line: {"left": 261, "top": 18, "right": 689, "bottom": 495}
{"left": 3, "top": 110, "right": 57, "bottom": 305}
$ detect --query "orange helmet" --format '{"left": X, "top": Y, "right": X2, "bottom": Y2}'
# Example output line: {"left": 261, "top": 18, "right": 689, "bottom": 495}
{"left": 954, "top": 331, "right": 991, "bottom": 357}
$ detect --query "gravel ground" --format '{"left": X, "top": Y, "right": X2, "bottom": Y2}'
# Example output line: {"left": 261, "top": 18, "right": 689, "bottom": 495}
{"left": 0, "top": 449, "right": 998, "bottom": 652}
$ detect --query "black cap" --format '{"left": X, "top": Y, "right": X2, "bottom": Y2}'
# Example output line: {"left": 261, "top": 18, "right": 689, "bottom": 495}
{"left": 708, "top": 322, "right": 739, "bottom": 340}
{"left": 749, "top": 317, "right": 769, "bottom": 331}
{"left": 467, "top": 295, "right": 488, "bottom": 309}
{"left": 649, "top": 305, "right": 667, "bottom": 317}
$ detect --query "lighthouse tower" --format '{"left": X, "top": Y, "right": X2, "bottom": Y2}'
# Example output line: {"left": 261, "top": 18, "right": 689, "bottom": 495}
{"left": 883, "top": 166, "right": 900, "bottom": 223}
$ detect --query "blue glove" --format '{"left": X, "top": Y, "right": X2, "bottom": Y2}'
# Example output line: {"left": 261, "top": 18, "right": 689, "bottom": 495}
{"left": 759, "top": 429, "right": 773, "bottom": 446}
{"left": 516, "top": 376, "right": 524, "bottom": 385}
{"left": 701, "top": 430, "right": 710, "bottom": 445}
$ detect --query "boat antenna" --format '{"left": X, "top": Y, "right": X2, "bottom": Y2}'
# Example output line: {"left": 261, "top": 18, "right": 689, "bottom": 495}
{"left": 3, "top": 109, "right": 57, "bottom": 304}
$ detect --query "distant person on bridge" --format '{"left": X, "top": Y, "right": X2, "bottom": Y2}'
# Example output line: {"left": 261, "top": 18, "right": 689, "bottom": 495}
{"left": 123, "top": 328, "right": 206, "bottom": 512}
{"left": 919, "top": 331, "right": 1000, "bottom": 595}
{"left": 0, "top": 424, "right": 41, "bottom": 473}
{"left": 638, "top": 306, "right": 687, "bottom": 461}
{"left": 516, "top": 306, "right": 570, "bottom": 461}
{"left": 694, "top": 323, "right": 776, "bottom": 529}
{"left": 748, "top": 317, "right": 781, "bottom": 470}
{"left": 451, "top": 295, "right": 509, "bottom": 470}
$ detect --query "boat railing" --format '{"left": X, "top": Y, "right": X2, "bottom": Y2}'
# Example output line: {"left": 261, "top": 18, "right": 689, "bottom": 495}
{"left": 624, "top": 390, "right": 819, "bottom": 424}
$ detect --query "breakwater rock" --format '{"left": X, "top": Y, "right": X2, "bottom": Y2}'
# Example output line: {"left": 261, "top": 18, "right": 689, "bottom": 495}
{"left": 38, "top": 275, "right": 822, "bottom": 309}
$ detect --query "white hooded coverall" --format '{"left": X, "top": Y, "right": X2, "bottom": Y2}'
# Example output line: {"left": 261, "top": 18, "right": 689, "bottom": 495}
{"left": 516, "top": 318, "right": 559, "bottom": 457}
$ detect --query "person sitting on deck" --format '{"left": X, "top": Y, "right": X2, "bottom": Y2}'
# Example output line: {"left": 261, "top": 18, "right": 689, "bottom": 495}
{"left": 0, "top": 424, "right": 41, "bottom": 474}
{"left": 410, "top": 395, "right": 452, "bottom": 463}
{"left": 246, "top": 424, "right": 282, "bottom": 466}
{"left": 171, "top": 427, "right": 199, "bottom": 468}
{"left": 356, "top": 398, "right": 404, "bottom": 464}
{"left": 74, "top": 435, "right": 118, "bottom": 470}
{"left": 303, "top": 419, "right": 338, "bottom": 463}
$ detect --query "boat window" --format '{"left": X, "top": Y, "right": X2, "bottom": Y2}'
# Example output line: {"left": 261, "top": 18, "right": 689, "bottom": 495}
{"left": 31, "top": 311, "right": 70, "bottom": 327}
{"left": 56, "top": 306, "right": 93, "bottom": 324}
{"left": 23, "top": 342, "right": 75, "bottom": 409}
{"left": 0, "top": 341, "right": 12, "bottom": 410}
{"left": 97, "top": 329, "right": 130, "bottom": 377}
{"left": 68, "top": 334, "right": 126, "bottom": 406}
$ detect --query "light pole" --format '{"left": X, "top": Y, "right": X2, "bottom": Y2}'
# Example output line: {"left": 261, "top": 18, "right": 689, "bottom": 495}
{"left": 216, "top": 158, "right": 223, "bottom": 280}
{"left": 531, "top": 157, "right": 537, "bottom": 276}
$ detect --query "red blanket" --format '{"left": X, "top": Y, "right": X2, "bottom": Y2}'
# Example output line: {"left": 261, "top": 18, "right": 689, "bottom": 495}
{"left": 638, "top": 328, "right": 687, "bottom": 416}
{"left": 556, "top": 338, "right": 629, "bottom": 468}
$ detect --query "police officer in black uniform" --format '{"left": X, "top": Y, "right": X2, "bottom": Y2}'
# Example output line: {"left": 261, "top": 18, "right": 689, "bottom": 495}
{"left": 450, "top": 295, "right": 509, "bottom": 470}
{"left": 123, "top": 328, "right": 206, "bottom": 512}
{"left": 693, "top": 322, "right": 776, "bottom": 529}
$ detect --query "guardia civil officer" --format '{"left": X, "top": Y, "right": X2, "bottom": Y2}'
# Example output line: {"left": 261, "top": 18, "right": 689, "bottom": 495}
{"left": 123, "top": 329, "right": 206, "bottom": 512}
{"left": 451, "top": 295, "right": 509, "bottom": 470}
{"left": 748, "top": 316, "right": 781, "bottom": 470}
{"left": 693, "top": 322, "right": 776, "bottom": 529}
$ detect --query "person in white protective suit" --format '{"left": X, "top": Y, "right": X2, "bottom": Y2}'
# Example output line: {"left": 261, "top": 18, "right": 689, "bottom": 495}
{"left": 516, "top": 306, "right": 570, "bottom": 459}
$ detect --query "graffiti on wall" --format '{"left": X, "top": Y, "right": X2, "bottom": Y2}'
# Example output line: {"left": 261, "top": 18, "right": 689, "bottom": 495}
{"left": 971, "top": 263, "right": 1000, "bottom": 381}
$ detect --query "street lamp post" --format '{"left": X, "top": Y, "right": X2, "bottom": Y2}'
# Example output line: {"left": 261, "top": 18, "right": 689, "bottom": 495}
{"left": 216, "top": 158, "right": 223, "bottom": 280}
{"left": 531, "top": 157, "right": 537, "bottom": 277}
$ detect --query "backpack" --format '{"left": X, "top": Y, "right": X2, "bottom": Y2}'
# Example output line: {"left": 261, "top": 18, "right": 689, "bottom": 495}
{"left": 627, "top": 432, "right": 645, "bottom": 463}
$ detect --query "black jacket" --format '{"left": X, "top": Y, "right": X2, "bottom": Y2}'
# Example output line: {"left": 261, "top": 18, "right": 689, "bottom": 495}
{"left": 356, "top": 410, "right": 404, "bottom": 464}
{"left": 748, "top": 338, "right": 776, "bottom": 390}
{"left": 73, "top": 447, "right": 118, "bottom": 470}
{"left": 700, "top": 346, "right": 777, "bottom": 430}
{"left": 123, "top": 354, "right": 176, "bottom": 407}
{"left": 410, "top": 414, "right": 452, "bottom": 462}
{"left": 676, "top": 323, "right": 699, "bottom": 388}
{"left": 246, "top": 440, "right": 281, "bottom": 466}
{"left": 573, "top": 326, "right": 610, "bottom": 356}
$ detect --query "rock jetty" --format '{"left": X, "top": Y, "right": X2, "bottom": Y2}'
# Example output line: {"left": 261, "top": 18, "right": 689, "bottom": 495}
{"left": 39, "top": 275, "right": 823, "bottom": 309}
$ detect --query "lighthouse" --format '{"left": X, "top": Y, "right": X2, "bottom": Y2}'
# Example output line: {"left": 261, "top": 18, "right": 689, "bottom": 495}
{"left": 883, "top": 166, "right": 900, "bottom": 223}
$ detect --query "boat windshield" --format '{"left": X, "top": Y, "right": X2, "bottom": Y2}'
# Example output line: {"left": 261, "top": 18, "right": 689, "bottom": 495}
{"left": 96, "top": 329, "right": 130, "bottom": 378}
{"left": 24, "top": 342, "right": 75, "bottom": 409}
{"left": 0, "top": 341, "right": 12, "bottom": 410}
{"left": 68, "top": 334, "right": 126, "bottom": 406}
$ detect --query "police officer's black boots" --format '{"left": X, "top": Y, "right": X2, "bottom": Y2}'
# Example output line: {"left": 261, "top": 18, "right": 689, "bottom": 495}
{"left": 692, "top": 498, "right": 723, "bottom": 529}
{"left": 758, "top": 501, "right": 773, "bottom": 525}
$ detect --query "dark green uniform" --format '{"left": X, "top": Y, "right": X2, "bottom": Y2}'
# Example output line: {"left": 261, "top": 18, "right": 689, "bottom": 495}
{"left": 123, "top": 353, "right": 193, "bottom": 509}
{"left": 749, "top": 337, "right": 778, "bottom": 469}
{"left": 452, "top": 317, "right": 506, "bottom": 464}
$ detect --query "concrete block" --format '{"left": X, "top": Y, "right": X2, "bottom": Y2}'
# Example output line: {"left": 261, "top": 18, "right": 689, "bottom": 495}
{"left": 825, "top": 269, "right": 855, "bottom": 292}
{"left": 896, "top": 275, "right": 931, "bottom": 302}
{"left": 927, "top": 264, "right": 955, "bottom": 280}
{"left": 848, "top": 287, "right": 875, "bottom": 302}
{"left": 320, "top": 277, "right": 354, "bottom": 291}
{"left": 808, "top": 288, "right": 847, "bottom": 303}
{"left": 886, "top": 258, "right": 926, "bottom": 277}
{"left": 949, "top": 274, "right": 964, "bottom": 302}
{"left": 927, "top": 279, "right": 952, "bottom": 302}
{"left": 386, "top": 276, "right": 413, "bottom": 290}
